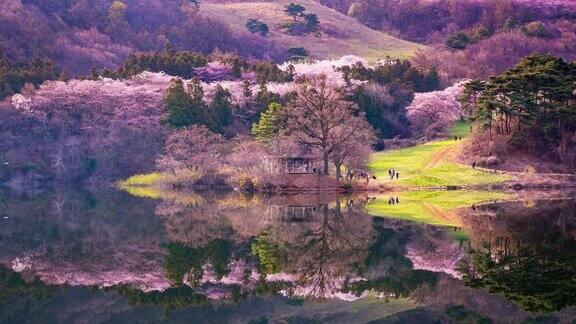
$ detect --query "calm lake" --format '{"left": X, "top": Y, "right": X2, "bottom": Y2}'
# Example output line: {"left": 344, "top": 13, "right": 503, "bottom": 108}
{"left": 0, "top": 187, "right": 575, "bottom": 323}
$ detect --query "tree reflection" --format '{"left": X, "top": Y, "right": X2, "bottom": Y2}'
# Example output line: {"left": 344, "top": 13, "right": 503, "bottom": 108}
{"left": 0, "top": 266, "right": 53, "bottom": 311}
{"left": 158, "top": 194, "right": 446, "bottom": 302}
{"left": 459, "top": 199, "right": 576, "bottom": 313}
{"left": 271, "top": 199, "right": 375, "bottom": 298}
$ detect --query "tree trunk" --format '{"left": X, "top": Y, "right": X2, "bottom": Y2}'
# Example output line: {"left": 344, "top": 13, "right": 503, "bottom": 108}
{"left": 323, "top": 153, "right": 329, "bottom": 176}
{"left": 335, "top": 163, "right": 342, "bottom": 182}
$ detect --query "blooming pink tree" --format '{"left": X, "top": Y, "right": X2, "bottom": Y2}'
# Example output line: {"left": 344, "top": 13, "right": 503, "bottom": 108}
{"left": 158, "top": 125, "right": 224, "bottom": 174}
{"left": 406, "top": 81, "right": 467, "bottom": 139}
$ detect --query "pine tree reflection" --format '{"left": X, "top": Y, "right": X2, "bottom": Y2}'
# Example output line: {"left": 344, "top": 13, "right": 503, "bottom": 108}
{"left": 459, "top": 199, "right": 576, "bottom": 314}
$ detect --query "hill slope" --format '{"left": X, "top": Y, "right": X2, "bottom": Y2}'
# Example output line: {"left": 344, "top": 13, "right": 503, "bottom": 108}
{"left": 202, "top": 0, "right": 425, "bottom": 62}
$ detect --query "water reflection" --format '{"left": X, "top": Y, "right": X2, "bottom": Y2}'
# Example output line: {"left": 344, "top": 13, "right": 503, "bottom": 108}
{"left": 0, "top": 187, "right": 575, "bottom": 322}
{"left": 458, "top": 199, "right": 576, "bottom": 314}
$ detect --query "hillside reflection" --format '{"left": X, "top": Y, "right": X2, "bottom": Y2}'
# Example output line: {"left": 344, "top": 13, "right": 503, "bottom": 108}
{"left": 155, "top": 193, "right": 439, "bottom": 301}
{"left": 0, "top": 188, "right": 575, "bottom": 322}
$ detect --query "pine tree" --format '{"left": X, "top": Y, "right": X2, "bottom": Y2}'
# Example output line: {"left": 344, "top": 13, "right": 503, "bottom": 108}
{"left": 242, "top": 80, "right": 252, "bottom": 98}
{"left": 284, "top": 3, "right": 305, "bottom": 21}
{"left": 210, "top": 84, "right": 233, "bottom": 132}
{"left": 252, "top": 102, "right": 285, "bottom": 141}
{"left": 162, "top": 79, "right": 195, "bottom": 128}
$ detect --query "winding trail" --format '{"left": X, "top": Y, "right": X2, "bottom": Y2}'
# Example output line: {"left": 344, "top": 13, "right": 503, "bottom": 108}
{"left": 422, "top": 203, "right": 461, "bottom": 226}
{"left": 423, "top": 145, "right": 458, "bottom": 170}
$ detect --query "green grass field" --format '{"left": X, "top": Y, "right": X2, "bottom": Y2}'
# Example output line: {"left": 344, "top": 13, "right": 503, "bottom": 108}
{"left": 366, "top": 190, "right": 510, "bottom": 227}
{"left": 202, "top": 0, "right": 425, "bottom": 62}
{"left": 119, "top": 172, "right": 164, "bottom": 186}
{"left": 369, "top": 122, "right": 511, "bottom": 188}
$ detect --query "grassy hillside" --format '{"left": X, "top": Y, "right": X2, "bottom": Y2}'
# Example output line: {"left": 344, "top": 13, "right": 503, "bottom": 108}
{"left": 202, "top": 0, "right": 425, "bottom": 62}
{"left": 369, "top": 122, "right": 511, "bottom": 188}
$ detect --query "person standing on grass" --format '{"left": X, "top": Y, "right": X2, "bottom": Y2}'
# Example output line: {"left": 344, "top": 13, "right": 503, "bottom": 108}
{"left": 472, "top": 161, "right": 476, "bottom": 169}
{"left": 396, "top": 172, "right": 399, "bottom": 180}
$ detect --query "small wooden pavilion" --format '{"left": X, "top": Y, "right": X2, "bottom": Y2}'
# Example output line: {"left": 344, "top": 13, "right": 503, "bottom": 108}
{"left": 276, "top": 157, "right": 321, "bottom": 174}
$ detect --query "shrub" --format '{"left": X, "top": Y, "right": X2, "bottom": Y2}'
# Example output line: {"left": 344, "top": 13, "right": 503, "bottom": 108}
{"left": 521, "top": 21, "right": 549, "bottom": 38}
{"left": 286, "top": 47, "right": 308, "bottom": 60}
{"left": 245, "top": 19, "right": 270, "bottom": 37}
{"left": 446, "top": 32, "right": 472, "bottom": 50}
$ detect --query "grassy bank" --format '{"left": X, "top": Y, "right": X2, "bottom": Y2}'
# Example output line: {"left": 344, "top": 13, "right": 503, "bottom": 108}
{"left": 119, "top": 172, "right": 164, "bottom": 187}
{"left": 369, "top": 122, "right": 511, "bottom": 188}
{"left": 117, "top": 170, "right": 201, "bottom": 188}
{"left": 120, "top": 122, "right": 513, "bottom": 194}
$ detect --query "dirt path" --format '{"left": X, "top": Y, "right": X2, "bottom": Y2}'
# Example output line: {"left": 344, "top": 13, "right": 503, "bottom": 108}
{"left": 422, "top": 203, "right": 461, "bottom": 226}
{"left": 423, "top": 144, "right": 458, "bottom": 170}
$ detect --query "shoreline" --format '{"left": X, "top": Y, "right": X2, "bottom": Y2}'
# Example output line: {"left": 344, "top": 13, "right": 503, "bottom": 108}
{"left": 116, "top": 176, "right": 576, "bottom": 195}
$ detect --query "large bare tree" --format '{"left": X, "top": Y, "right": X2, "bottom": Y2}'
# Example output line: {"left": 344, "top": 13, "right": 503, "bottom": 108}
{"left": 286, "top": 74, "right": 374, "bottom": 179}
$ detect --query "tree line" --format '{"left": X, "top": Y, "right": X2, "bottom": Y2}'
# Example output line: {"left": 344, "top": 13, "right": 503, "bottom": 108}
{"left": 461, "top": 54, "right": 576, "bottom": 171}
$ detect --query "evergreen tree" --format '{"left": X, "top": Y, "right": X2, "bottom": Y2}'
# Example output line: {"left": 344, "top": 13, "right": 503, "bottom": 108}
{"left": 242, "top": 80, "right": 252, "bottom": 98}
{"left": 245, "top": 19, "right": 270, "bottom": 37}
{"left": 446, "top": 32, "right": 471, "bottom": 50}
{"left": 188, "top": 77, "right": 217, "bottom": 130}
{"left": 162, "top": 79, "right": 195, "bottom": 128}
{"left": 284, "top": 3, "right": 305, "bottom": 21}
{"left": 210, "top": 84, "right": 233, "bottom": 132}
{"left": 303, "top": 13, "right": 320, "bottom": 30}
{"left": 462, "top": 54, "right": 576, "bottom": 166}
{"left": 423, "top": 67, "right": 440, "bottom": 91}
{"left": 252, "top": 102, "right": 286, "bottom": 141}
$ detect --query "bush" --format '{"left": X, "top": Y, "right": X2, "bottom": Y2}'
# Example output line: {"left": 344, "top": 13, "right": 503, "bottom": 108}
{"left": 521, "top": 21, "right": 549, "bottom": 38}
{"left": 476, "top": 156, "right": 501, "bottom": 167}
{"left": 446, "top": 32, "right": 472, "bottom": 50}
{"left": 245, "top": 19, "right": 270, "bottom": 37}
{"left": 286, "top": 47, "right": 308, "bottom": 60}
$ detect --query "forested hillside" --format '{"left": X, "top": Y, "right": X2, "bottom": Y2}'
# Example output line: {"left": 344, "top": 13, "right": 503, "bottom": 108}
{"left": 0, "top": 0, "right": 284, "bottom": 75}
{"left": 318, "top": 0, "right": 576, "bottom": 85}
{"left": 319, "top": 0, "right": 576, "bottom": 42}
{"left": 0, "top": 0, "right": 426, "bottom": 76}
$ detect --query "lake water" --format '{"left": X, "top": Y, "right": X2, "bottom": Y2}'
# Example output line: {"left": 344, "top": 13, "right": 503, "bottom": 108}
{"left": 0, "top": 187, "right": 575, "bottom": 323}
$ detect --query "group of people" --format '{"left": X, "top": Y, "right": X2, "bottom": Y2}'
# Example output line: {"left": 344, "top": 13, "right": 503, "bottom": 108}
{"left": 388, "top": 169, "right": 400, "bottom": 180}
{"left": 388, "top": 196, "right": 400, "bottom": 205}
{"left": 347, "top": 171, "right": 377, "bottom": 184}
{"left": 454, "top": 136, "right": 463, "bottom": 141}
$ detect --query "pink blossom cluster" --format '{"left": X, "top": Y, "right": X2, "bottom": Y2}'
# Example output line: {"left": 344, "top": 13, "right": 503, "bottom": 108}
{"left": 280, "top": 55, "right": 369, "bottom": 86}
{"left": 194, "top": 61, "right": 235, "bottom": 82}
{"left": 407, "top": 81, "right": 469, "bottom": 138}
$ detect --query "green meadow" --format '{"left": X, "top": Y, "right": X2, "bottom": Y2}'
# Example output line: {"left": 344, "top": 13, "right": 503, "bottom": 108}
{"left": 369, "top": 122, "right": 511, "bottom": 188}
